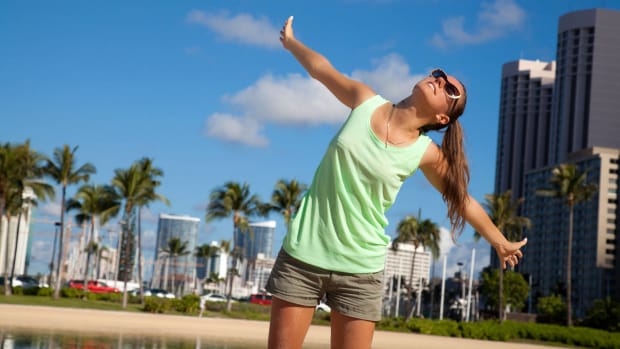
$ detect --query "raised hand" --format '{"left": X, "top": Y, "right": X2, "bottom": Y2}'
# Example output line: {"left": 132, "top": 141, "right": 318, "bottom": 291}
{"left": 279, "top": 16, "right": 295, "bottom": 49}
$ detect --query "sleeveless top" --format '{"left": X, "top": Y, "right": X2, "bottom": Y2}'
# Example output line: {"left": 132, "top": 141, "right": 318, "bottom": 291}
{"left": 283, "top": 95, "right": 433, "bottom": 273}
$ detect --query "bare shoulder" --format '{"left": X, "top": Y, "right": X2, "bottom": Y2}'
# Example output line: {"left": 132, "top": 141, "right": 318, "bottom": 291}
{"left": 420, "top": 141, "right": 442, "bottom": 169}
{"left": 349, "top": 83, "right": 377, "bottom": 109}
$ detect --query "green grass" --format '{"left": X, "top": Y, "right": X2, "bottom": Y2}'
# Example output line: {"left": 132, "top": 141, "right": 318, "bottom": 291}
{"left": 0, "top": 294, "right": 144, "bottom": 312}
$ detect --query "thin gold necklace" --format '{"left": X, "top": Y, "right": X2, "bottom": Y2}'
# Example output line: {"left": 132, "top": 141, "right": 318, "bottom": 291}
{"left": 385, "top": 104, "right": 408, "bottom": 148}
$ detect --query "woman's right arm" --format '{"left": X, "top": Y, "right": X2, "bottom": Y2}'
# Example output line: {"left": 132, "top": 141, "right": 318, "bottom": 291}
{"left": 280, "top": 16, "right": 374, "bottom": 109}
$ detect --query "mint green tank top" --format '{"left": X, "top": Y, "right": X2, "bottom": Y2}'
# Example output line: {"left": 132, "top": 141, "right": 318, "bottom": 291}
{"left": 283, "top": 95, "right": 432, "bottom": 273}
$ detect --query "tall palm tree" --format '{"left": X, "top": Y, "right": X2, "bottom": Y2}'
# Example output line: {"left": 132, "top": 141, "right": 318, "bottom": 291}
{"left": 474, "top": 190, "right": 531, "bottom": 322}
{"left": 536, "top": 164, "right": 596, "bottom": 327}
{"left": 206, "top": 182, "right": 262, "bottom": 311}
{"left": 1, "top": 141, "right": 54, "bottom": 295}
{"left": 133, "top": 158, "right": 168, "bottom": 304}
{"left": 66, "top": 183, "right": 120, "bottom": 291}
{"left": 45, "top": 145, "right": 95, "bottom": 299}
{"left": 392, "top": 213, "right": 440, "bottom": 319}
{"left": 161, "top": 237, "right": 190, "bottom": 296}
{"left": 268, "top": 179, "right": 307, "bottom": 230}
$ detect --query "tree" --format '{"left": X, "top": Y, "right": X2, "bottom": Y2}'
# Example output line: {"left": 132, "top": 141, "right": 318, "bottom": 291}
{"left": 536, "top": 164, "right": 597, "bottom": 327}
{"left": 112, "top": 159, "right": 167, "bottom": 308}
{"left": 267, "top": 179, "right": 307, "bottom": 230}
{"left": 132, "top": 158, "right": 169, "bottom": 304}
{"left": 537, "top": 294, "right": 567, "bottom": 325}
{"left": 206, "top": 182, "right": 262, "bottom": 311}
{"left": 66, "top": 183, "right": 120, "bottom": 294}
{"left": 581, "top": 297, "right": 620, "bottom": 332}
{"left": 45, "top": 145, "right": 95, "bottom": 299}
{"left": 161, "top": 237, "right": 190, "bottom": 296}
{"left": 392, "top": 213, "right": 440, "bottom": 319}
{"left": 474, "top": 190, "right": 531, "bottom": 322}
{"left": 479, "top": 266, "right": 529, "bottom": 316}
{"left": 1, "top": 141, "right": 54, "bottom": 294}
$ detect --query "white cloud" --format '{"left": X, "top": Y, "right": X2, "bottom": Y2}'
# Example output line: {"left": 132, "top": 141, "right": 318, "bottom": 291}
{"left": 141, "top": 229, "right": 157, "bottom": 249}
{"left": 186, "top": 10, "right": 280, "bottom": 49}
{"left": 204, "top": 113, "right": 269, "bottom": 147}
{"left": 204, "top": 53, "right": 425, "bottom": 147}
{"left": 38, "top": 202, "right": 61, "bottom": 218}
{"left": 431, "top": 0, "right": 525, "bottom": 48}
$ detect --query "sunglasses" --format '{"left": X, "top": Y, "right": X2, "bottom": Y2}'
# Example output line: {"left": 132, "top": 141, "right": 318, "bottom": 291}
{"left": 430, "top": 69, "right": 461, "bottom": 100}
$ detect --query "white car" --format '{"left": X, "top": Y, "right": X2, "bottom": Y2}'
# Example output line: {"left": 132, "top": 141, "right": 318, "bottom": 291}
{"left": 315, "top": 302, "right": 331, "bottom": 313}
{"left": 202, "top": 293, "right": 235, "bottom": 303}
{"left": 133, "top": 288, "right": 175, "bottom": 299}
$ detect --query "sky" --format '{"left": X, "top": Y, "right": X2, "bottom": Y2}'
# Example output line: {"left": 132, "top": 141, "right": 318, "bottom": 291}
{"left": 2, "top": 0, "right": 619, "bottom": 280}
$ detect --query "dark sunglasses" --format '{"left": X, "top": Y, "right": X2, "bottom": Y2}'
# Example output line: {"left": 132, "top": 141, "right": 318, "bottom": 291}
{"left": 430, "top": 69, "right": 461, "bottom": 100}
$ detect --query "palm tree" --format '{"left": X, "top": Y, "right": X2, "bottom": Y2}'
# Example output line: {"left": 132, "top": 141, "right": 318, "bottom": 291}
{"left": 536, "top": 164, "right": 596, "bottom": 327}
{"left": 66, "top": 183, "right": 120, "bottom": 292}
{"left": 1, "top": 141, "right": 54, "bottom": 295}
{"left": 268, "top": 179, "right": 307, "bottom": 230}
{"left": 206, "top": 182, "right": 262, "bottom": 311}
{"left": 195, "top": 244, "right": 220, "bottom": 293}
{"left": 45, "top": 145, "right": 95, "bottom": 299}
{"left": 474, "top": 190, "right": 531, "bottom": 322}
{"left": 392, "top": 213, "right": 440, "bottom": 320}
{"left": 112, "top": 159, "right": 167, "bottom": 307}
{"left": 161, "top": 237, "right": 190, "bottom": 296}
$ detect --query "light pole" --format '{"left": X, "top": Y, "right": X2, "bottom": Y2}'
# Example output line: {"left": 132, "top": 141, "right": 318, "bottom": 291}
{"left": 457, "top": 262, "right": 465, "bottom": 321}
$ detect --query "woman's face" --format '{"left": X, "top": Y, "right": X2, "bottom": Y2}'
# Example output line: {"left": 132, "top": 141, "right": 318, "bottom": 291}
{"left": 413, "top": 69, "right": 465, "bottom": 119}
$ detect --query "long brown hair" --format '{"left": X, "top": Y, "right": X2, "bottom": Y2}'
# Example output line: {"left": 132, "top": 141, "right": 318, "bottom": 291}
{"left": 421, "top": 84, "right": 469, "bottom": 240}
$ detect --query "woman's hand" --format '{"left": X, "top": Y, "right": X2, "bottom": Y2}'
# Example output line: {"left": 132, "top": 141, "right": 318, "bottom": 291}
{"left": 279, "top": 16, "right": 295, "bottom": 50}
{"left": 494, "top": 238, "right": 527, "bottom": 269}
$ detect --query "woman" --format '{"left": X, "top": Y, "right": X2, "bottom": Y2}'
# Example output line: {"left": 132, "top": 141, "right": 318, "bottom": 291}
{"left": 266, "top": 16, "right": 527, "bottom": 349}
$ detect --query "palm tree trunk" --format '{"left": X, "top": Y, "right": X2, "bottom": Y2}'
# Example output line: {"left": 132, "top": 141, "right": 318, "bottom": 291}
{"left": 499, "top": 267, "right": 505, "bottom": 323}
{"left": 137, "top": 207, "right": 144, "bottom": 305}
{"left": 406, "top": 248, "right": 418, "bottom": 320}
{"left": 0, "top": 198, "right": 9, "bottom": 295}
{"left": 3, "top": 213, "right": 13, "bottom": 296}
{"left": 10, "top": 197, "right": 24, "bottom": 291}
{"left": 566, "top": 204, "right": 574, "bottom": 327}
{"left": 53, "top": 184, "right": 67, "bottom": 299}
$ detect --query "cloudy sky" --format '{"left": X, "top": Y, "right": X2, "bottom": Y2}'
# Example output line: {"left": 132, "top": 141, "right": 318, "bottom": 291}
{"left": 2, "top": 0, "right": 617, "bottom": 279}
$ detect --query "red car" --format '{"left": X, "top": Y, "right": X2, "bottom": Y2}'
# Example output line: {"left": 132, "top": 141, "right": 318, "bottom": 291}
{"left": 249, "top": 293, "right": 273, "bottom": 305}
{"left": 68, "top": 280, "right": 120, "bottom": 293}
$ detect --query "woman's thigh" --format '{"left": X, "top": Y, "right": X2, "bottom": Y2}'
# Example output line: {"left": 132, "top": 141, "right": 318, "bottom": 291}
{"left": 268, "top": 297, "right": 316, "bottom": 349}
{"left": 330, "top": 310, "right": 375, "bottom": 349}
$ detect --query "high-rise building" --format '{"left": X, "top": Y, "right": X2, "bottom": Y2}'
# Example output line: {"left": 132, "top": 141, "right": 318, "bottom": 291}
{"left": 237, "top": 220, "right": 275, "bottom": 260}
{"left": 151, "top": 214, "right": 200, "bottom": 294}
{"left": 0, "top": 187, "right": 35, "bottom": 277}
{"left": 550, "top": 9, "right": 620, "bottom": 164}
{"left": 495, "top": 59, "right": 556, "bottom": 200}
{"left": 523, "top": 147, "right": 618, "bottom": 316}
{"left": 493, "top": 8, "right": 620, "bottom": 318}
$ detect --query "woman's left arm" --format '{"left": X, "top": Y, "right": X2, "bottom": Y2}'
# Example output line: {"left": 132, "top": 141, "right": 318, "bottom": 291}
{"left": 420, "top": 143, "right": 527, "bottom": 269}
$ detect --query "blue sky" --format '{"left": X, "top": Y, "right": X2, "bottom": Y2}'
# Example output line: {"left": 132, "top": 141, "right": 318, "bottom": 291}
{"left": 2, "top": 0, "right": 618, "bottom": 279}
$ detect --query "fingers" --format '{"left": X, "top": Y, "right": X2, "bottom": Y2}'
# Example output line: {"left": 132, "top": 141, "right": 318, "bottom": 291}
{"left": 279, "top": 16, "right": 294, "bottom": 43}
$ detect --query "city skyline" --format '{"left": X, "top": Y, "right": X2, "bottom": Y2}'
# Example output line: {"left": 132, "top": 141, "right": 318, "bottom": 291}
{"left": 3, "top": 1, "right": 619, "bottom": 280}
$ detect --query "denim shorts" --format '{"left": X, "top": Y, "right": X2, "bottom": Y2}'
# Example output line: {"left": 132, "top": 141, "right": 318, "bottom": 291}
{"left": 266, "top": 249, "right": 384, "bottom": 322}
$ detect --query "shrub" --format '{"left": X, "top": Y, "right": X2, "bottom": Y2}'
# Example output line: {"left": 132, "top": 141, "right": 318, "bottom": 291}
{"left": 143, "top": 297, "right": 172, "bottom": 313}
{"left": 61, "top": 288, "right": 84, "bottom": 299}
{"left": 36, "top": 287, "right": 53, "bottom": 297}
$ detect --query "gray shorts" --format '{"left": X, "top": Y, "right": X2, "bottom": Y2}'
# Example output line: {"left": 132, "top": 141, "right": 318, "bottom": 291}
{"left": 266, "top": 249, "right": 384, "bottom": 322}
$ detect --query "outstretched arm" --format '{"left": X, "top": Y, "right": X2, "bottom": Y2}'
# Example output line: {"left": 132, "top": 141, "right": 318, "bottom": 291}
{"left": 279, "top": 16, "right": 374, "bottom": 109}
{"left": 420, "top": 143, "right": 527, "bottom": 269}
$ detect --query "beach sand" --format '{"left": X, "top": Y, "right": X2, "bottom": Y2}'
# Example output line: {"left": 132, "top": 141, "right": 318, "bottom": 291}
{"left": 0, "top": 304, "right": 564, "bottom": 348}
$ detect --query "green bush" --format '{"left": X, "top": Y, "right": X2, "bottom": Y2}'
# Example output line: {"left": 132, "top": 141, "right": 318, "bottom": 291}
{"left": 143, "top": 297, "right": 172, "bottom": 313}
{"left": 61, "top": 288, "right": 84, "bottom": 299}
{"left": 174, "top": 295, "right": 199, "bottom": 313}
{"left": 36, "top": 287, "right": 53, "bottom": 297}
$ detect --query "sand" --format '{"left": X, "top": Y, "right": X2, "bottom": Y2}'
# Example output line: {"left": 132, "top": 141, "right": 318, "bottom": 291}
{"left": 0, "top": 304, "right": 565, "bottom": 348}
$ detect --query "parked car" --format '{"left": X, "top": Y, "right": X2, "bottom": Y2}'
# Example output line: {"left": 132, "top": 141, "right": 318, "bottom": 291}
{"left": 135, "top": 288, "right": 175, "bottom": 299}
{"left": 67, "top": 280, "right": 120, "bottom": 293}
{"left": 315, "top": 301, "right": 331, "bottom": 313}
{"left": 249, "top": 293, "right": 273, "bottom": 305}
{"left": 202, "top": 293, "right": 234, "bottom": 303}
{"left": 0, "top": 275, "right": 40, "bottom": 289}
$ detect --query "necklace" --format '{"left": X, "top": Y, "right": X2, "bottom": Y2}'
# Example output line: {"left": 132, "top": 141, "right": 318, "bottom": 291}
{"left": 385, "top": 105, "right": 394, "bottom": 148}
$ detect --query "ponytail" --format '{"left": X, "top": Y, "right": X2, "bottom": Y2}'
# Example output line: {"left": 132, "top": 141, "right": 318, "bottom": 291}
{"left": 441, "top": 120, "right": 470, "bottom": 241}
{"left": 421, "top": 83, "right": 469, "bottom": 241}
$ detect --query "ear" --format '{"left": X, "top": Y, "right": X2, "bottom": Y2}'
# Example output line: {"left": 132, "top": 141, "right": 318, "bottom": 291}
{"left": 435, "top": 113, "right": 451, "bottom": 126}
